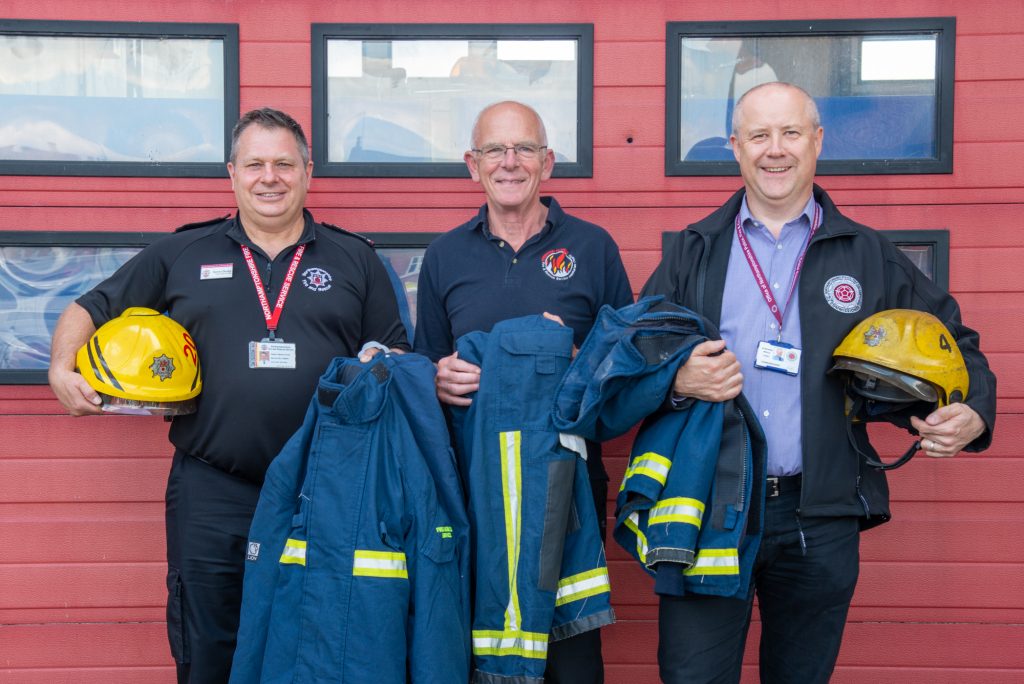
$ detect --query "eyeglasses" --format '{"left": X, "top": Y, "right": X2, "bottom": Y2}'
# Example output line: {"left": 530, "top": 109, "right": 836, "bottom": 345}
{"left": 472, "top": 143, "right": 547, "bottom": 161}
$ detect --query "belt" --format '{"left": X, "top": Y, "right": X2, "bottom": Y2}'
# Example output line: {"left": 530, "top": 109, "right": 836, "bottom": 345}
{"left": 766, "top": 474, "right": 802, "bottom": 498}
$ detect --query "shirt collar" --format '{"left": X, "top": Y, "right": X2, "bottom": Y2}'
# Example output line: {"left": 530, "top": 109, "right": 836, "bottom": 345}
{"left": 472, "top": 196, "right": 562, "bottom": 242}
{"left": 738, "top": 193, "right": 816, "bottom": 235}
{"left": 227, "top": 209, "right": 317, "bottom": 249}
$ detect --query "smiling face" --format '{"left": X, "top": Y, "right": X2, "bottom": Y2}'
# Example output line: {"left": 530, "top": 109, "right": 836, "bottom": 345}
{"left": 730, "top": 83, "right": 823, "bottom": 222}
{"left": 227, "top": 124, "right": 313, "bottom": 233}
{"left": 464, "top": 102, "right": 554, "bottom": 216}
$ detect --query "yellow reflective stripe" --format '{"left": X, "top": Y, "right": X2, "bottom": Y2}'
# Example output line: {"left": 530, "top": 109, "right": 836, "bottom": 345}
{"left": 623, "top": 511, "right": 648, "bottom": 564}
{"left": 279, "top": 538, "right": 307, "bottom": 566}
{"left": 649, "top": 497, "right": 705, "bottom": 528}
{"left": 472, "top": 629, "right": 548, "bottom": 659}
{"left": 620, "top": 451, "right": 672, "bottom": 491}
{"left": 352, "top": 550, "right": 408, "bottom": 578}
{"left": 500, "top": 431, "right": 523, "bottom": 632}
{"left": 555, "top": 567, "right": 611, "bottom": 606}
{"left": 684, "top": 548, "right": 740, "bottom": 576}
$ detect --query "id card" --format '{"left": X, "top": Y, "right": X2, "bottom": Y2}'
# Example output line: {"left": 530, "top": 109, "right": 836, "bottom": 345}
{"left": 754, "top": 340, "right": 801, "bottom": 376}
{"left": 249, "top": 338, "right": 296, "bottom": 369}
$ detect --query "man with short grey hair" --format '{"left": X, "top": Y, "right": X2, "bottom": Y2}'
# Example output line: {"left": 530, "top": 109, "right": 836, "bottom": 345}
{"left": 644, "top": 82, "right": 995, "bottom": 683}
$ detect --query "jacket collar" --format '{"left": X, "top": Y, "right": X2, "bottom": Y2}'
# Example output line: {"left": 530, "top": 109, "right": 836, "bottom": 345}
{"left": 689, "top": 184, "right": 858, "bottom": 241}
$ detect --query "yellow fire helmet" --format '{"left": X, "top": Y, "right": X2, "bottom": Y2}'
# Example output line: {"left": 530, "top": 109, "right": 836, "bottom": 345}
{"left": 830, "top": 309, "right": 969, "bottom": 469}
{"left": 76, "top": 307, "right": 202, "bottom": 416}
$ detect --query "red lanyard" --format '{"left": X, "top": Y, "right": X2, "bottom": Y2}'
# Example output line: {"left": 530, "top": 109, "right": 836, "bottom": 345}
{"left": 240, "top": 244, "right": 305, "bottom": 338}
{"left": 735, "top": 205, "right": 821, "bottom": 330}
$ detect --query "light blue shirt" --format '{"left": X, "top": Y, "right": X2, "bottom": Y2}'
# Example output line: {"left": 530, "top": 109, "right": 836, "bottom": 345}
{"left": 719, "top": 194, "right": 819, "bottom": 476}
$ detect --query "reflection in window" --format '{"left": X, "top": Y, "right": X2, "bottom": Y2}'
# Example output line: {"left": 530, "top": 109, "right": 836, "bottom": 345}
{"left": 0, "top": 34, "right": 224, "bottom": 163}
{"left": 324, "top": 37, "right": 578, "bottom": 164}
{"left": 679, "top": 33, "right": 939, "bottom": 162}
{"left": 667, "top": 18, "right": 955, "bottom": 175}
{"left": 0, "top": 245, "right": 141, "bottom": 370}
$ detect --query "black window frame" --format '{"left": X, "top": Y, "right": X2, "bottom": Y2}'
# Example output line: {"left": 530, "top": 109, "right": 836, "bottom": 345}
{"left": 659, "top": 227, "right": 950, "bottom": 290}
{"left": 665, "top": 17, "right": 956, "bottom": 176}
{"left": 311, "top": 23, "right": 594, "bottom": 178}
{"left": 0, "top": 19, "right": 239, "bottom": 178}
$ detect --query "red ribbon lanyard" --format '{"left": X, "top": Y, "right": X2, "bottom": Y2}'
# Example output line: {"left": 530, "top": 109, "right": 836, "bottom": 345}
{"left": 241, "top": 244, "right": 305, "bottom": 337}
{"left": 735, "top": 205, "right": 821, "bottom": 329}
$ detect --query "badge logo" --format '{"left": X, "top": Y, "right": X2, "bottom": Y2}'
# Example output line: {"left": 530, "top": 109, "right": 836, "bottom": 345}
{"left": 824, "top": 275, "right": 862, "bottom": 314}
{"left": 149, "top": 354, "right": 176, "bottom": 381}
{"left": 863, "top": 325, "right": 887, "bottom": 347}
{"left": 302, "top": 267, "right": 332, "bottom": 292}
{"left": 541, "top": 248, "right": 576, "bottom": 281}
{"left": 246, "top": 541, "right": 261, "bottom": 561}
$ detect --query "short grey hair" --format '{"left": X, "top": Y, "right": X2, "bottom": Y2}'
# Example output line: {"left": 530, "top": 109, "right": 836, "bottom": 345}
{"left": 230, "top": 107, "right": 309, "bottom": 166}
{"left": 731, "top": 82, "right": 821, "bottom": 136}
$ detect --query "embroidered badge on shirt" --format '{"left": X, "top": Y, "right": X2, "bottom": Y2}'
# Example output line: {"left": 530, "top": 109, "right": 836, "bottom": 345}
{"left": 541, "top": 248, "right": 577, "bottom": 281}
{"left": 824, "top": 275, "right": 862, "bottom": 313}
{"left": 149, "top": 354, "right": 176, "bottom": 381}
{"left": 302, "top": 267, "right": 332, "bottom": 292}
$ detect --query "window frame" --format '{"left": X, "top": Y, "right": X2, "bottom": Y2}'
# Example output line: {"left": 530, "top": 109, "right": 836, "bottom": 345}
{"left": 665, "top": 17, "right": 956, "bottom": 176}
{"left": 311, "top": 23, "right": 594, "bottom": 178}
{"left": 0, "top": 19, "right": 239, "bottom": 178}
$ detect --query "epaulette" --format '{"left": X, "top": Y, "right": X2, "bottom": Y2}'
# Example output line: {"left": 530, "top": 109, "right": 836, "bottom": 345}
{"left": 174, "top": 214, "right": 232, "bottom": 233}
{"left": 320, "top": 221, "right": 375, "bottom": 248}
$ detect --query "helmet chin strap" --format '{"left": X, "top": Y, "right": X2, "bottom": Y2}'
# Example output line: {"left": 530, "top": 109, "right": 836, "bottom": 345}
{"left": 845, "top": 395, "right": 923, "bottom": 470}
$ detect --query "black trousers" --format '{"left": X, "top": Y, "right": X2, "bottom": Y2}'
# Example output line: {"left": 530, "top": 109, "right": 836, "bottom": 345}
{"left": 545, "top": 475, "right": 608, "bottom": 684}
{"left": 658, "top": 488, "right": 860, "bottom": 684}
{"left": 165, "top": 450, "right": 260, "bottom": 684}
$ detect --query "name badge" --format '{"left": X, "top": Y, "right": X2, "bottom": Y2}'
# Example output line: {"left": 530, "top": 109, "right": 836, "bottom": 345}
{"left": 249, "top": 338, "right": 296, "bottom": 369}
{"left": 754, "top": 340, "right": 801, "bottom": 376}
{"left": 201, "top": 263, "right": 234, "bottom": 280}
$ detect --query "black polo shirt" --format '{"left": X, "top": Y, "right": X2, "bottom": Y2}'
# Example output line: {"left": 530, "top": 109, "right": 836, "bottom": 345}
{"left": 415, "top": 196, "right": 633, "bottom": 362}
{"left": 77, "top": 210, "right": 408, "bottom": 484}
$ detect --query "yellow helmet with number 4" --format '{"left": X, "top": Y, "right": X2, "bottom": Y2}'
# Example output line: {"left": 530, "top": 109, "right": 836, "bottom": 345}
{"left": 76, "top": 307, "right": 201, "bottom": 416}
{"left": 830, "top": 309, "right": 968, "bottom": 470}
{"left": 832, "top": 308, "right": 968, "bottom": 408}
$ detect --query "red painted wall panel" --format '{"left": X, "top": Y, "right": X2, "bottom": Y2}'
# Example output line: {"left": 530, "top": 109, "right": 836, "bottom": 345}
{"left": 1, "top": 0, "right": 1022, "bottom": 681}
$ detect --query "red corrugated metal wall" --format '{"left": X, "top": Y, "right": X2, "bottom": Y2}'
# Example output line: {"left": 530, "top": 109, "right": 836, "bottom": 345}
{"left": 1, "top": 1, "right": 1022, "bottom": 681}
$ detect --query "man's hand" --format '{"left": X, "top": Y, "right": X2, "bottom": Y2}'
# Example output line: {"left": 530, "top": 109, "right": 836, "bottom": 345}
{"left": 48, "top": 366, "right": 103, "bottom": 416}
{"left": 672, "top": 339, "right": 743, "bottom": 403}
{"left": 911, "top": 403, "right": 986, "bottom": 458}
{"left": 435, "top": 352, "right": 481, "bottom": 406}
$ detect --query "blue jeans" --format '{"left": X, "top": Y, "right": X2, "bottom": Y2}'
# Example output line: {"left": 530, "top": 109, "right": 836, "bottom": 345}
{"left": 658, "top": 488, "right": 860, "bottom": 684}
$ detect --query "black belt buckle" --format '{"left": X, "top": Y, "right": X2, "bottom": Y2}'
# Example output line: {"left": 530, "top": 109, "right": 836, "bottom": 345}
{"left": 766, "top": 476, "right": 781, "bottom": 498}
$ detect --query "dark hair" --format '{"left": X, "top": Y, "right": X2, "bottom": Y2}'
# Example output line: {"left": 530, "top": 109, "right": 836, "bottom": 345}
{"left": 230, "top": 108, "right": 309, "bottom": 165}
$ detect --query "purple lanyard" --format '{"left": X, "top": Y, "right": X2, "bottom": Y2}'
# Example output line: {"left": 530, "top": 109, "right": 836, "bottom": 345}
{"left": 735, "top": 204, "right": 821, "bottom": 334}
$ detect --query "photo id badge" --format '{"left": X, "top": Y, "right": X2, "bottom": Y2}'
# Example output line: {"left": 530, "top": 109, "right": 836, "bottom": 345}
{"left": 249, "top": 338, "right": 296, "bottom": 369}
{"left": 754, "top": 340, "right": 801, "bottom": 376}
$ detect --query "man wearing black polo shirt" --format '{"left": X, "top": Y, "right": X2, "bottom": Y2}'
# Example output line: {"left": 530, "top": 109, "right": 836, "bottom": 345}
{"left": 414, "top": 101, "right": 632, "bottom": 683}
{"left": 48, "top": 108, "right": 408, "bottom": 683}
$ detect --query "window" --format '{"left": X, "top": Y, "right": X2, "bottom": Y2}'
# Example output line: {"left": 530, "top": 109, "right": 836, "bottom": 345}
{"left": 0, "top": 231, "right": 157, "bottom": 383}
{"left": 0, "top": 230, "right": 438, "bottom": 384}
{"left": 660, "top": 228, "right": 950, "bottom": 290}
{"left": 666, "top": 18, "right": 955, "bottom": 175}
{"left": 0, "top": 20, "right": 239, "bottom": 177}
{"left": 311, "top": 23, "right": 593, "bottom": 177}
{"left": 882, "top": 229, "right": 949, "bottom": 290}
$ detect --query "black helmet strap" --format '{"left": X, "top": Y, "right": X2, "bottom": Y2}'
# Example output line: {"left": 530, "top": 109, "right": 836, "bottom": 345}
{"left": 845, "top": 394, "right": 922, "bottom": 471}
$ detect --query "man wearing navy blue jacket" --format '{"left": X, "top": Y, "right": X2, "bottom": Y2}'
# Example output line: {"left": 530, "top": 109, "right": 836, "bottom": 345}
{"left": 644, "top": 82, "right": 995, "bottom": 683}
{"left": 415, "top": 101, "right": 632, "bottom": 683}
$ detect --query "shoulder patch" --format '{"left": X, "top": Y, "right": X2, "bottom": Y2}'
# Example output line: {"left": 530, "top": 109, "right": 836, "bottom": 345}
{"left": 174, "top": 214, "right": 231, "bottom": 233}
{"left": 320, "top": 222, "right": 374, "bottom": 248}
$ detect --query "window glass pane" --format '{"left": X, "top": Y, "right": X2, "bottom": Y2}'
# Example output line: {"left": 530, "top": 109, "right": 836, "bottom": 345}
{"left": 325, "top": 37, "right": 578, "bottom": 164}
{"left": 376, "top": 246, "right": 426, "bottom": 326}
{"left": 678, "top": 32, "right": 939, "bottom": 163}
{"left": 0, "top": 35, "right": 225, "bottom": 163}
{"left": 0, "top": 245, "right": 141, "bottom": 370}
{"left": 895, "top": 244, "right": 934, "bottom": 281}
